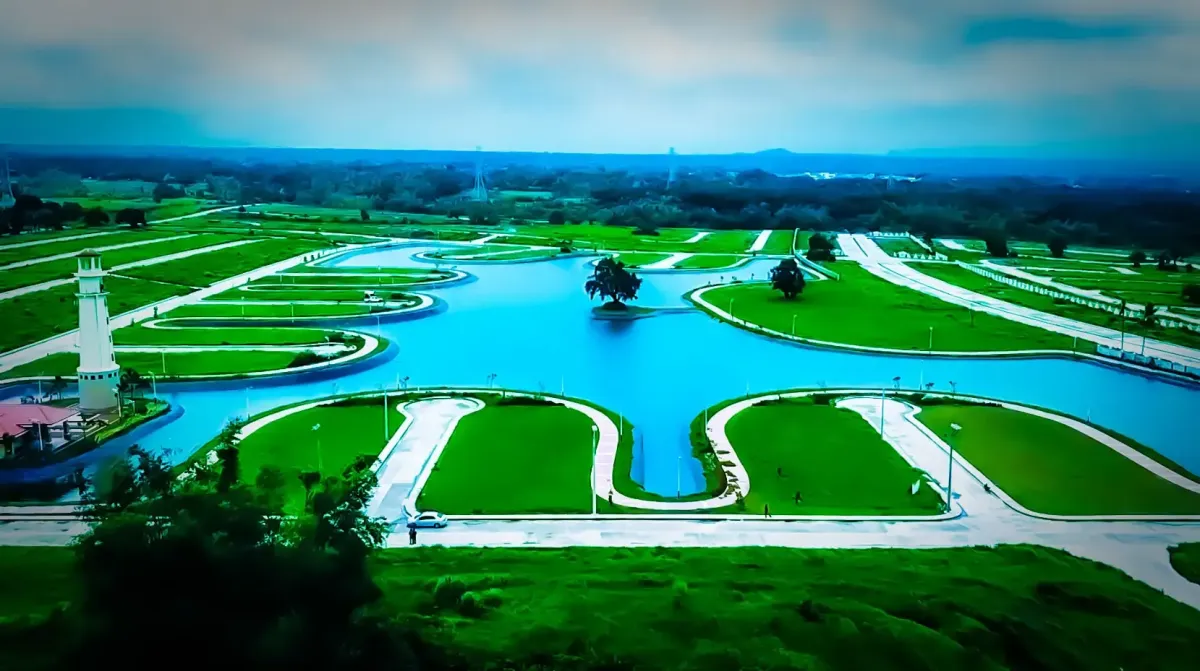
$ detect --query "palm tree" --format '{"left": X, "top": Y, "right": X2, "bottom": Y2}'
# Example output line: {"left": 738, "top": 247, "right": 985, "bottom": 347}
{"left": 1143, "top": 302, "right": 1158, "bottom": 327}
{"left": 120, "top": 369, "right": 148, "bottom": 399}
{"left": 49, "top": 375, "right": 67, "bottom": 401}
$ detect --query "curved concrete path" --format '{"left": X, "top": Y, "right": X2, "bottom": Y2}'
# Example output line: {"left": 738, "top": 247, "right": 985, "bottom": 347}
{"left": 0, "top": 233, "right": 197, "bottom": 271}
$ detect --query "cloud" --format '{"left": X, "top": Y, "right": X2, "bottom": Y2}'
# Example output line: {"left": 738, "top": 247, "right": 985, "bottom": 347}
{"left": 0, "top": 0, "right": 1197, "bottom": 154}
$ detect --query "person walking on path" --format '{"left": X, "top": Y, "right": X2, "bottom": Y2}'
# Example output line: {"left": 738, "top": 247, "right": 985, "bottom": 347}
{"left": 794, "top": 491, "right": 803, "bottom": 505}
{"left": 408, "top": 526, "right": 417, "bottom": 545}
{"left": 608, "top": 490, "right": 614, "bottom": 509}
{"left": 764, "top": 503, "right": 771, "bottom": 518}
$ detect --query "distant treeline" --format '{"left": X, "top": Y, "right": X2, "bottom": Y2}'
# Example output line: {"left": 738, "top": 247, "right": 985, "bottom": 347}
{"left": 7, "top": 153, "right": 1199, "bottom": 254}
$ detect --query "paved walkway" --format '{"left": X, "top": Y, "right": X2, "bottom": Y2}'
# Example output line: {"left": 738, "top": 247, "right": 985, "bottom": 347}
{"left": 369, "top": 397, "right": 484, "bottom": 521}
{"left": 0, "top": 233, "right": 197, "bottom": 271}
{"left": 934, "top": 238, "right": 968, "bottom": 251}
{"left": 1113, "top": 266, "right": 1139, "bottom": 276}
{"left": 0, "top": 231, "right": 117, "bottom": 251}
{"left": 747, "top": 229, "right": 773, "bottom": 253}
{"left": 642, "top": 252, "right": 693, "bottom": 269}
{"left": 682, "top": 232, "right": 711, "bottom": 244}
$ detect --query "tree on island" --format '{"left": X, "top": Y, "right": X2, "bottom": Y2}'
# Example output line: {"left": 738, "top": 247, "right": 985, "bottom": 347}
{"left": 548, "top": 210, "right": 566, "bottom": 226}
{"left": 1048, "top": 236, "right": 1067, "bottom": 258}
{"left": 769, "top": 258, "right": 806, "bottom": 299}
{"left": 1130, "top": 250, "right": 1146, "bottom": 268}
{"left": 586, "top": 257, "right": 642, "bottom": 308}
{"left": 1183, "top": 284, "right": 1200, "bottom": 305}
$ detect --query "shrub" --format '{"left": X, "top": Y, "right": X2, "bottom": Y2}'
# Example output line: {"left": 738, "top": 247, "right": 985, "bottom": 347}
{"left": 431, "top": 576, "right": 468, "bottom": 609}
{"left": 287, "top": 351, "right": 330, "bottom": 368}
{"left": 671, "top": 579, "right": 689, "bottom": 611}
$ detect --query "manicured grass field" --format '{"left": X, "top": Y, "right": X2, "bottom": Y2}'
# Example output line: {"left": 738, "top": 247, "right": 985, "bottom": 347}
{"left": 757, "top": 230, "right": 794, "bottom": 255}
{"left": 725, "top": 399, "right": 943, "bottom": 515}
{"left": 699, "top": 263, "right": 1075, "bottom": 353}
{"left": 1056, "top": 273, "right": 1194, "bottom": 307}
{"left": 471, "top": 248, "right": 563, "bottom": 261}
{"left": 505, "top": 225, "right": 759, "bottom": 254}
{"left": 915, "top": 264, "right": 1200, "bottom": 349}
{"left": 4, "top": 544, "right": 1200, "bottom": 671}
{"left": 235, "top": 399, "right": 405, "bottom": 514}
{"left": 673, "top": 254, "right": 742, "bottom": 269}
{"left": 0, "top": 350, "right": 309, "bottom": 380}
{"left": 434, "top": 244, "right": 520, "bottom": 258}
{"left": 874, "top": 237, "right": 931, "bottom": 256}
{"left": 610, "top": 251, "right": 672, "bottom": 267}
{"left": 0, "top": 233, "right": 245, "bottom": 292}
{"left": 167, "top": 302, "right": 376, "bottom": 319}
{"left": 113, "top": 325, "right": 332, "bottom": 346}
{"left": 0, "top": 230, "right": 178, "bottom": 267}
{"left": 1169, "top": 543, "right": 1200, "bottom": 585}
{"left": 119, "top": 238, "right": 328, "bottom": 287}
{"left": 209, "top": 286, "right": 417, "bottom": 302}
{"left": 0, "top": 276, "right": 189, "bottom": 354}
{"left": 917, "top": 405, "right": 1200, "bottom": 515}
{"left": 417, "top": 401, "right": 597, "bottom": 514}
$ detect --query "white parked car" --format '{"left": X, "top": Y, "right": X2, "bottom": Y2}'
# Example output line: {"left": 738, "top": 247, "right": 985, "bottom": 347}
{"left": 363, "top": 290, "right": 383, "bottom": 303}
{"left": 407, "top": 511, "right": 448, "bottom": 529}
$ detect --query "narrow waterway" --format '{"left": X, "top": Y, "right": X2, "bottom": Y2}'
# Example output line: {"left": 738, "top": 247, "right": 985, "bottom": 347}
{"left": 4, "top": 244, "right": 1199, "bottom": 496}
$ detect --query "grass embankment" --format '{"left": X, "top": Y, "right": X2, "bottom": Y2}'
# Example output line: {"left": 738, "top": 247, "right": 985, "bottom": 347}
{"left": 209, "top": 287, "right": 418, "bottom": 303}
{"left": 0, "top": 233, "right": 244, "bottom": 292}
{"left": 915, "top": 264, "right": 1200, "bottom": 349}
{"left": 0, "top": 351, "right": 306, "bottom": 380}
{"left": 0, "top": 276, "right": 189, "bottom": 354}
{"left": 725, "top": 397, "right": 944, "bottom": 516}
{"left": 917, "top": 405, "right": 1200, "bottom": 515}
{"left": 757, "top": 230, "right": 794, "bottom": 255}
{"left": 1169, "top": 543, "right": 1200, "bottom": 585}
{"left": 166, "top": 303, "right": 380, "bottom": 319}
{"left": 0, "top": 230, "right": 179, "bottom": 266}
{"left": 417, "top": 397, "right": 598, "bottom": 515}
{"left": 1057, "top": 273, "right": 1195, "bottom": 308}
{"left": 119, "top": 238, "right": 328, "bottom": 287}
{"left": 112, "top": 325, "right": 332, "bottom": 346}
{"left": 4, "top": 545, "right": 1200, "bottom": 670}
{"left": 674, "top": 254, "right": 742, "bottom": 270}
{"left": 699, "top": 263, "right": 1075, "bottom": 353}
{"left": 235, "top": 396, "right": 406, "bottom": 514}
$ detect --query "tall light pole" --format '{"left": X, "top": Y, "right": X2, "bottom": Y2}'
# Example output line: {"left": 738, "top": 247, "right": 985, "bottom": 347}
{"left": 383, "top": 389, "right": 389, "bottom": 439}
{"left": 928, "top": 326, "right": 933, "bottom": 354}
{"left": 676, "top": 456, "right": 682, "bottom": 498}
{"left": 1119, "top": 300, "right": 1127, "bottom": 352}
{"left": 792, "top": 313, "right": 797, "bottom": 336}
{"left": 947, "top": 423, "right": 961, "bottom": 512}
{"left": 312, "top": 423, "right": 323, "bottom": 473}
{"left": 149, "top": 371, "right": 157, "bottom": 402}
{"left": 590, "top": 425, "right": 598, "bottom": 516}
{"left": 878, "top": 387, "right": 886, "bottom": 435}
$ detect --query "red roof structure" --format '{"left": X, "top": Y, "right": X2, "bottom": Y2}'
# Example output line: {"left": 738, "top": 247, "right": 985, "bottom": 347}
{"left": 0, "top": 403, "right": 78, "bottom": 437}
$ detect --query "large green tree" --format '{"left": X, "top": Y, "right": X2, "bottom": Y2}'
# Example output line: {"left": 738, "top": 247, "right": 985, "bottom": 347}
{"left": 769, "top": 258, "right": 806, "bottom": 299}
{"left": 585, "top": 257, "right": 642, "bottom": 307}
{"left": 53, "top": 443, "right": 418, "bottom": 670}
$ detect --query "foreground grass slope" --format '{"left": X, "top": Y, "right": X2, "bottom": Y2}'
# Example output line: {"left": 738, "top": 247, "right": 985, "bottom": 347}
{"left": 3, "top": 544, "right": 1199, "bottom": 670}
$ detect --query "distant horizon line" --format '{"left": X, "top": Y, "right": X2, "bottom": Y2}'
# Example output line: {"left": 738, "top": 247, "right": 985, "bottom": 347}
{"left": 3, "top": 142, "right": 1198, "bottom": 165}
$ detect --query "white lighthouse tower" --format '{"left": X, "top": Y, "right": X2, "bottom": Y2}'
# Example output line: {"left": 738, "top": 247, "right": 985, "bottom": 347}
{"left": 75, "top": 250, "right": 121, "bottom": 414}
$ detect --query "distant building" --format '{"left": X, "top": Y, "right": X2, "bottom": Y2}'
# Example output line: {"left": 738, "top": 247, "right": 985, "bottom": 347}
{"left": 75, "top": 251, "right": 121, "bottom": 414}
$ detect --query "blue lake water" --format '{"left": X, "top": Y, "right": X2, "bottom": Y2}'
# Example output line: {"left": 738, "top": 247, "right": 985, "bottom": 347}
{"left": 4, "top": 244, "right": 1199, "bottom": 493}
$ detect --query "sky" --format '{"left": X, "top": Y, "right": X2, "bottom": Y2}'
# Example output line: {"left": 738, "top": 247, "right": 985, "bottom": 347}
{"left": 1, "top": 0, "right": 1198, "bottom": 158}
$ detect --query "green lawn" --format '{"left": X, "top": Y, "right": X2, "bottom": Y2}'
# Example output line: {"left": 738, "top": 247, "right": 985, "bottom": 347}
{"left": 610, "top": 251, "right": 672, "bottom": 268}
{"left": 674, "top": 254, "right": 742, "bottom": 270}
{"left": 235, "top": 398, "right": 404, "bottom": 514}
{"left": 417, "top": 400, "right": 596, "bottom": 514}
{"left": 112, "top": 325, "right": 332, "bottom": 346}
{"left": 0, "top": 350, "right": 310, "bottom": 380}
{"left": 1169, "top": 543, "right": 1200, "bottom": 585}
{"left": 874, "top": 237, "right": 931, "bottom": 257}
{"left": 0, "top": 276, "right": 190, "bottom": 354}
{"left": 0, "top": 230, "right": 181, "bottom": 266}
{"left": 209, "top": 287, "right": 416, "bottom": 302}
{"left": 698, "top": 263, "right": 1075, "bottom": 353}
{"left": 725, "top": 399, "right": 943, "bottom": 515}
{"left": 5, "top": 544, "right": 1200, "bottom": 671}
{"left": 916, "top": 405, "right": 1200, "bottom": 515}
{"left": 504, "top": 225, "right": 758, "bottom": 254}
{"left": 166, "top": 302, "right": 376, "bottom": 319}
{"left": 0, "top": 233, "right": 245, "bottom": 292}
{"left": 758, "top": 230, "right": 794, "bottom": 255}
{"left": 915, "top": 264, "right": 1200, "bottom": 349}
{"left": 471, "top": 248, "right": 562, "bottom": 261}
{"left": 119, "top": 238, "right": 328, "bottom": 287}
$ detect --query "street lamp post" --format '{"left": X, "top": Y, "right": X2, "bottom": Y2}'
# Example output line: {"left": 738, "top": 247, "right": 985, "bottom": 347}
{"left": 947, "top": 423, "right": 962, "bottom": 513}
{"left": 878, "top": 387, "right": 886, "bottom": 435}
{"left": 312, "top": 423, "right": 323, "bottom": 473}
{"left": 792, "top": 313, "right": 797, "bottom": 336}
{"left": 676, "top": 456, "right": 682, "bottom": 498}
{"left": 928, "top": 326, "right": 933, "bottom": 354}
{"left": 149, "top": 371, "right": 157, "bottom": 402}
{"left": 591, "top": 425, "right": 599, "bottom": 516}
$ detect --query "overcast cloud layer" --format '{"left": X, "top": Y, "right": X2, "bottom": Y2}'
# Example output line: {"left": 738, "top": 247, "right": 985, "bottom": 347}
{"left": 1, "top": 0, "right": 1198, "bottom": 157}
